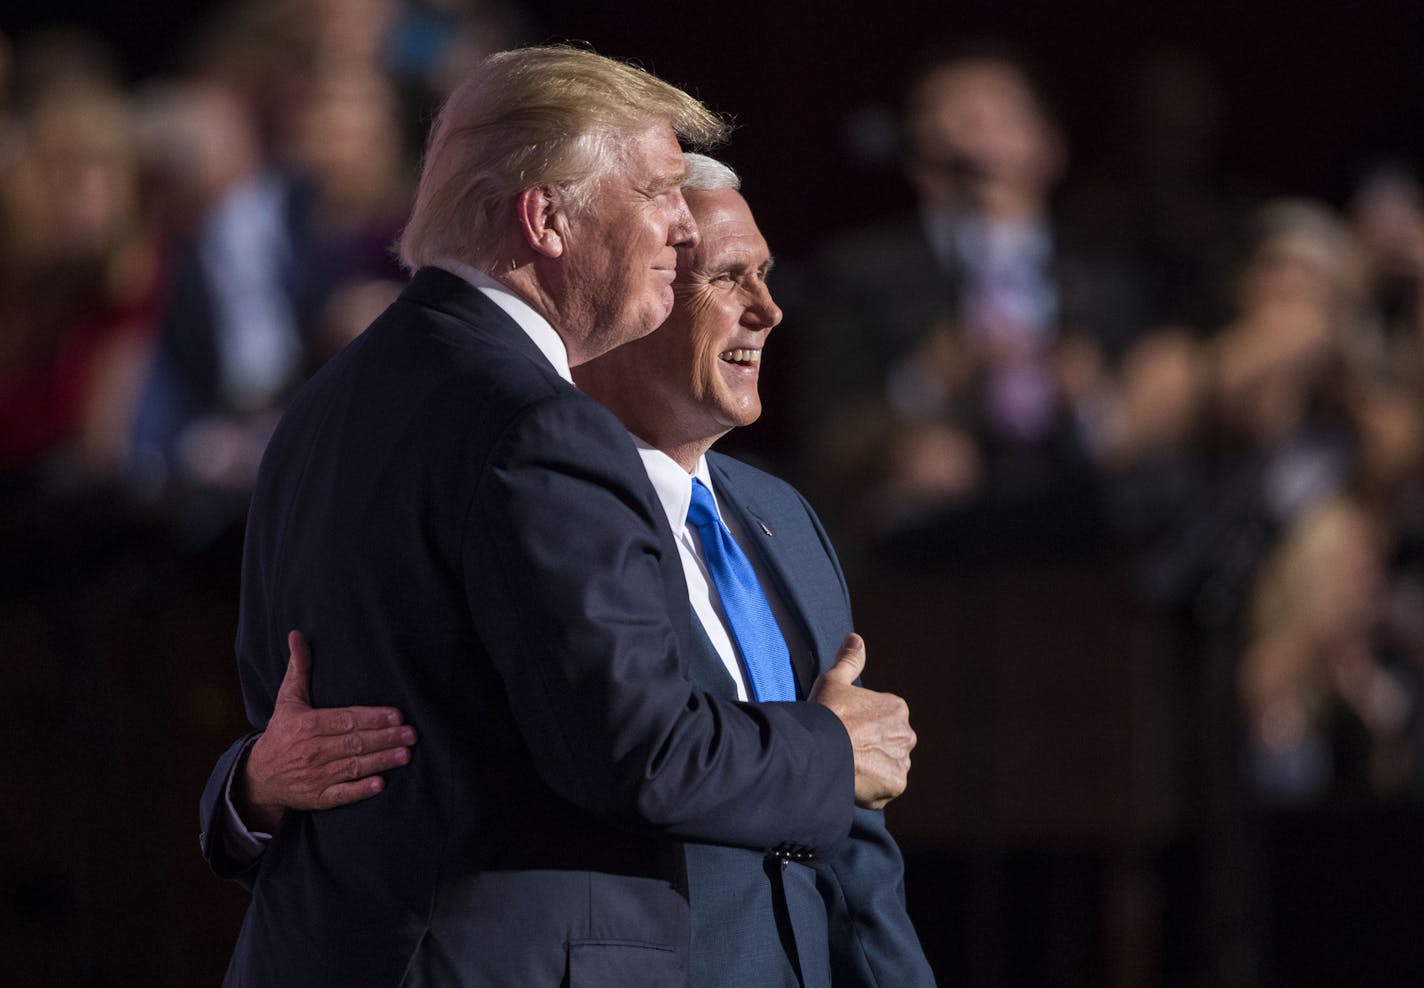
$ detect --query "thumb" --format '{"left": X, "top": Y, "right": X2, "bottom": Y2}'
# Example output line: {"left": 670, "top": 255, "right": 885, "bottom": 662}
{"left": 824, "top": 632, "right": 866, "bottom": 685}
{"left": 276, "top": 629, "right": 313, "bottom": 708}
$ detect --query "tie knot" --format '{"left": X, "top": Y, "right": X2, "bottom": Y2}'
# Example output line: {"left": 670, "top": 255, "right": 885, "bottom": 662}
{"left": 686, "top": 477, "right": 720, "bottom": 531}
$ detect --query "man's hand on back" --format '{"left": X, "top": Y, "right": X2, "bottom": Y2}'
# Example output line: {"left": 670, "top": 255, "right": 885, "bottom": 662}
{"left": 236, "top": 631, "right": 418, "bottom": 832}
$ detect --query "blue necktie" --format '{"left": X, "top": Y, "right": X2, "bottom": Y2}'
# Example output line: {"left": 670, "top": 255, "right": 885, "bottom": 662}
{"left": 686, "top": 477, "right": 797, "bottom": 702}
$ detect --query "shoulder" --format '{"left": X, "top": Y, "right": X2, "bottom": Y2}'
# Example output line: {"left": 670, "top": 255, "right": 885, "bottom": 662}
{"left": 261, "top": 281, "right": 619, "bottom": 504}
{"left": 708, "top": 450, "right": 794, "bottom": 496}
{"left": 708, "top": 451, "right": 817, "bottom": 520}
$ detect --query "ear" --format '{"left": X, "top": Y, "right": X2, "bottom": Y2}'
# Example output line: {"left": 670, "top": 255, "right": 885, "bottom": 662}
{"left": 514, "top": 186, "right": 566, "bottom": 259}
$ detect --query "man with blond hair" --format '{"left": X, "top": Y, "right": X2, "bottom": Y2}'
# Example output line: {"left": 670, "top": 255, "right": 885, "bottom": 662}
{"left": 208, "top": 47, "right": 914, "bottom": 986}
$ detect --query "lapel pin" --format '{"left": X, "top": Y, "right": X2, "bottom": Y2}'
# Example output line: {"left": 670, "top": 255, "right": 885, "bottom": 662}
{"left": 759, "top": 521, "right": 773, "bottom": 537}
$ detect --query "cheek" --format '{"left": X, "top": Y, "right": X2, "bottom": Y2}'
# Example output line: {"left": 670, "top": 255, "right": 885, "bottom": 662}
{"left": 681, "top": 304, "right": 724, "bottom": 397}
{"left": 636, "top": 208, "right": 668, "bottom": 253}
{"left": 690, "top": 336, "right": 721, "bottom": 398}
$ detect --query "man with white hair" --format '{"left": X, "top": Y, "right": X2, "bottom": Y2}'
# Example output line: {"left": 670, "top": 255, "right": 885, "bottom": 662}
{"left": 573, "top": 154, "right": 935, "bottom": 987}
{"left": 205, "top": 47, "right": 915, "bottom": 986}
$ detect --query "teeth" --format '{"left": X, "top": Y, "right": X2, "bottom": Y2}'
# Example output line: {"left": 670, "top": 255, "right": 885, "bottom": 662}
{"left": 718, "top": 349, "right": 761, "bottom": 364}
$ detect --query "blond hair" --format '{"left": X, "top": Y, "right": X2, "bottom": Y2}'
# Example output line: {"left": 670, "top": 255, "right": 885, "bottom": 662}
{"left": 398, "top": 46, "right": 727, "bottom": 271}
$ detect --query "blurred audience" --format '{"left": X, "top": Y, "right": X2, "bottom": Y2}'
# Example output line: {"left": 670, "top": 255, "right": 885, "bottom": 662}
{"left": 122, "top": 0, "right": 488, "bottom": 507}
{"left": 789, "top": 34, "right": 1424, "bottom": 983}
{"left": 128, "top": 73, "right": 306, "bottom": 497}
{"left": 1138, "top": 200, "right": 1366, "bottom": 628}
{"left": 0, "top": 0, "right": 528, "bottom": 534}
{"left": 0, "top": 59, "right": 161, "bottom": 483}
{"left": 1240, "top": 495, "right": 1419, "bottom": 805}
{"left": 799, "top": 42, "right": 1147, "bottom": 557}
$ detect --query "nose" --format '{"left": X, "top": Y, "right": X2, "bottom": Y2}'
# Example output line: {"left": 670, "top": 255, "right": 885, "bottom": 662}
{"left": 744, "top": 281, "right": 782, "bottom": 331}
{"left": 666, "top": 187, "right": 699, "bottom": 249}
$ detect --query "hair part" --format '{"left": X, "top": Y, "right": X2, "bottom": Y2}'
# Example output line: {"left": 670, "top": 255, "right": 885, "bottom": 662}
{"left": 398, "top": 45, "right": 728, "bottom": 272}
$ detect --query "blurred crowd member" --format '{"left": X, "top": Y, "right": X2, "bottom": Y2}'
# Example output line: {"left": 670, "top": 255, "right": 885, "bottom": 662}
{"left": 1135, "top": 199, "right": 1364, "bottom": 626}
{"left": 284, "top": 63, "right": 411, "bottom": 357}
{"left": 1231, "top": 191, "right": 1424, "bottom": 807}
{"left": 799, "top": 41, "right": 1146, "bottom": 555}
{"left": 1241, "top": 494, "right": 1419, "bottom": 806}
{"left": 129, "top": 2, "right": 422, "bottom": 501}
{"left": 0, "top": 76, "right": 162, "bottom": 481}
{"left": 127, "top": 75, "right": 310, "bottom": 496}
{"left": 1347, "top": 162, "right": 1424, "bottom": 381}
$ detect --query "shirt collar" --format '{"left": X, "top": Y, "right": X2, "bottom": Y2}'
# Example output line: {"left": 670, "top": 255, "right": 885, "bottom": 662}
{"left": 432, "top": 257, "right": 573, "bottom": 384}
{"left": 631, "top": 438, "right": 714, "bottom": 535}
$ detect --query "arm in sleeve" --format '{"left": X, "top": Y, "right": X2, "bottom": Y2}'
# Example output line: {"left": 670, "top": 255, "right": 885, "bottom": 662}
{"left": 464, "top": 390, "right": 855, "bottom": 851}
{"left": 197, "top": 733, "right": 268, "bottom": 889}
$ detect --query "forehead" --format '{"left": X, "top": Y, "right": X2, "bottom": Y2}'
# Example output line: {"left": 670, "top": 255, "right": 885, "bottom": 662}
{"left": 617, "top": 120, "right": 687, "bottom": 188}
{"left": 912, "top": 61, "right": 1039, "bottom": 121}
{"left": 684, "top": 188, "right": 768, "bottom": 263}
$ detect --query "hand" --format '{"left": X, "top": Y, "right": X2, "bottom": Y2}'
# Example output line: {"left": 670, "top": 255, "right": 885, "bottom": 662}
{"left": 236, "top": 631, "right": 417, "bottom": 832}
{"left": 809, "top": 633, "right": 916, "bottom": 810}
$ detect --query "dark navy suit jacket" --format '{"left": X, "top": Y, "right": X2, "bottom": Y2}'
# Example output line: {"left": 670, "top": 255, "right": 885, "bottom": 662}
{"left": 201, "top": 268, "right": 854, "bottom": 986}
{"left": 199, "top": 449, "right": 936, "bottom": 988}
{"left": 681, "top": 453, "right": 934, "bottom": 988}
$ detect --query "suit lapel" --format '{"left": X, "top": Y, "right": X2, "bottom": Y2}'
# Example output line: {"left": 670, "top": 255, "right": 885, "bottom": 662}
{"left": 685, "top": 616, "right": 742, "bottom": 700}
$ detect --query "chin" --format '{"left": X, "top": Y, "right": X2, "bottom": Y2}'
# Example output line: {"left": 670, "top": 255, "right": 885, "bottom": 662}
{"left": 642, "top": 297, "right": 675, "bottom": 332}
{"left": 723, "top": 400, "right": 761, "bottom": 428}
{"left": 621, "top": 310, "right": 667, "bottom": 344}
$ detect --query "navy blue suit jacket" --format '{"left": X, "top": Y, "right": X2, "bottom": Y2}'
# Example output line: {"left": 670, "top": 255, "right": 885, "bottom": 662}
{"left": 680, "top": 453, "right": 934, "bottom": 988}
{"left": 202, "top": 268, "right": 854, "bottom": 986}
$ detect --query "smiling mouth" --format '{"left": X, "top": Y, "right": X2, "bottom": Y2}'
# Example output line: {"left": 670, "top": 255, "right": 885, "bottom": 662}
{"left": 719, "top": 349, "right": 761, "bottom": 367}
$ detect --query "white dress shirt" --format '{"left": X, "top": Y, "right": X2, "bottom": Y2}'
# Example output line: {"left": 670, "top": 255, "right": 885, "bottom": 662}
{"left": 632, "top": 440, "right": 811, "bottom": 702}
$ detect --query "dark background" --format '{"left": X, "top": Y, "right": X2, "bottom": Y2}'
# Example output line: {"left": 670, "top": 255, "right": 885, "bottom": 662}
{"left": 7, "top": 0, "right": 1424, "bottom": 246}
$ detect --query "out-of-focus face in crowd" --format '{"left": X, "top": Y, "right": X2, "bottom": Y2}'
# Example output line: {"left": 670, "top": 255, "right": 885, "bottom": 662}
{"left": 8, "top": 87, "right": 137, "bottom": 266}
{"left": 289, "top": 65, "right": 405, "bottom": 218}
{"left": 132, "top": 80, "right": 261, "bottom": 235}
{"left": 904, "top": 55, "right": 1062, "bottom": 216}
{"left": 1238, "top": 202, "right": 1357, "bottom": 318}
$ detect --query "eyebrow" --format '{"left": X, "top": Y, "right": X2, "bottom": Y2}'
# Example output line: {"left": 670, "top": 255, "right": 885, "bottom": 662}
{"left": 649, "top": 169, "right": 686, "bottom": 192}
{"left": 707, "top": 253, "right": 775, "bottom": 280}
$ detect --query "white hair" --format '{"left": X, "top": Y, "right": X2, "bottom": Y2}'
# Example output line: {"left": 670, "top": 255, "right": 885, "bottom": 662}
{"left": 682, "top": 153, "right": 740, "bottom": 192}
